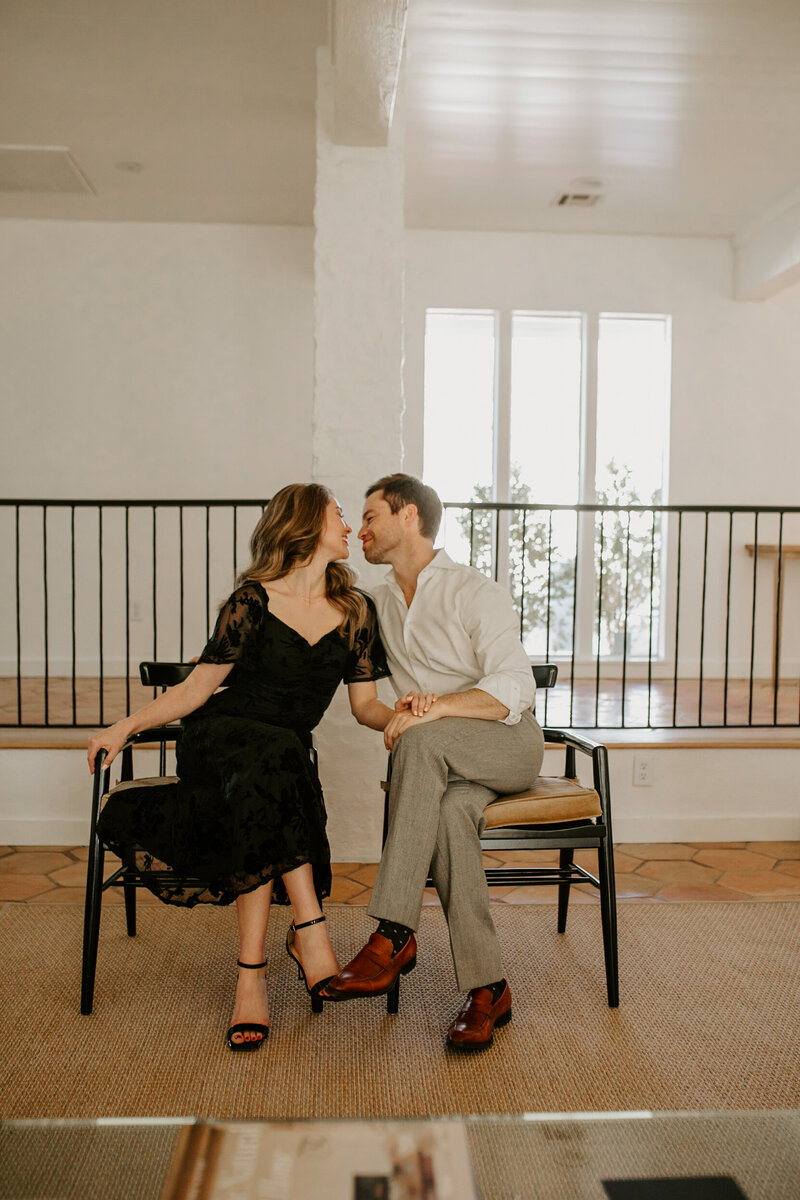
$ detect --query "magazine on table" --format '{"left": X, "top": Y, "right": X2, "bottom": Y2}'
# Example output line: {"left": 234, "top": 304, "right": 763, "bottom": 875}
{"left": 159, "top": 1119, "right": 481, "bottom": 1200}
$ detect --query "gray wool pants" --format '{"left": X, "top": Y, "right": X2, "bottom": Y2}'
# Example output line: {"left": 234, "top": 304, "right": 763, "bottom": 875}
{"left": 367, "top": 708, "right": 545, "bottom": 992}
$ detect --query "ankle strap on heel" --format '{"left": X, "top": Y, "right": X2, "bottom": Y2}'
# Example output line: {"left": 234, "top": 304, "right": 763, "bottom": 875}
{"left": 237, "top": 959, "right": 268, "bottom": 970}
{"left": 291, "top": 916, "right": 326, "bottom": 932}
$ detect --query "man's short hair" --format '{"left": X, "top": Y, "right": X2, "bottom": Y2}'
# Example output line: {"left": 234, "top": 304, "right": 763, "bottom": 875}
{"left": 366, "top": 473, "right": 443, "bottom": 541}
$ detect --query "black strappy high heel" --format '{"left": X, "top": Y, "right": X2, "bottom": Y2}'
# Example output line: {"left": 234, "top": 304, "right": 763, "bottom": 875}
{"left": 226, "top": 958, "right": 270, "bottom": 1051}
{"left": 285, "top": 916, "right": 335, "bottom": 1014}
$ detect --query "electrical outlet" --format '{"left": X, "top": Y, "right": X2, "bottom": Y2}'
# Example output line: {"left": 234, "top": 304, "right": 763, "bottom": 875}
{"left": 633, "top": 754, "right": 653, "bottom": 787}
{"left": 131, "top": 601, "right": 143, "bottom": 622}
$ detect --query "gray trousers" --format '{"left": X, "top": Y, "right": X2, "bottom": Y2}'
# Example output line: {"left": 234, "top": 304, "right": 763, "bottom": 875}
{"left": 368, "top": 709, "right": 545, "bottom": 992}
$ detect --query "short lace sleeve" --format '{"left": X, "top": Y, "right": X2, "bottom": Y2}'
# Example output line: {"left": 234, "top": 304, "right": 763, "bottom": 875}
{"left": 197, "top": 582, "right": 266, "bottom": 666}
{"left": 344, "top": 593, "right": 391, "bottom": 684}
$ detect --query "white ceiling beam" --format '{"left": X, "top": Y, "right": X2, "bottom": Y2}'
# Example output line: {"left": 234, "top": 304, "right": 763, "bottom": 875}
{"left": 329, "top": 0, "right": 407, "bottom": 146}
{"left": 733, "top": 187, "right": 800, "bottom": 301}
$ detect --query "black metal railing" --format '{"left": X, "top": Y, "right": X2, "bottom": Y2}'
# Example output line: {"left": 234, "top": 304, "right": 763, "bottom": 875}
{"left": 440, "top": 501, "right": 800, "bottom": 730}
{"left": 2, "top": 499, "right": 799, "bottom": 730}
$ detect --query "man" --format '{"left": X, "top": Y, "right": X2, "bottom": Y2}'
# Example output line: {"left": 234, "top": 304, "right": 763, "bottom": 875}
{"left": 325, "top": 474, "right": 545, "bottom": 1051}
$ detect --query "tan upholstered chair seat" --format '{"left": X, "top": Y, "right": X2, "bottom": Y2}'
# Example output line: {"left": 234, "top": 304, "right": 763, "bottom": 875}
{"left": 102, "top": 776, "right": 179, "bottom": 804}
{"left": 483, "top": 776, "right": 602, "bottom": 828}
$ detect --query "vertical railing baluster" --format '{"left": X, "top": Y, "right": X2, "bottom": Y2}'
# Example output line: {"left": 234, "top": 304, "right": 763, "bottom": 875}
{"left": 15, "top": 505, "right": 22, "bottom": 725}
{"left": 672, "top": 512, "right": 683, "bottom": 727}
{"left": 493, "top": 508, "right": 500, "bottom": 582}
{"left": 594, "top": 511, "right": 605, "bottom": 728}
{"left": 152, "top": 505, "right": 158, "bottom": 663}
{"left": 42, "top": 506, "right": 49, "bottom": 725}
{"left": 544, "top": 509, "right": 552, "bottom": 726}
{"left": 647, "top": 509, "right": 656, "bottom": 728}
{"left": 98, "top": 505, "right": 104, "bottom": 726}
{"left": 233, "top": 505, "right": 238, "bottom": 586}
{"left": 124, "top": 506, "right": 131, "bottom": 717}
{"left": 205, "top": 505, "right": 211, "bottom": 639}
{"left": 179, "top": 506, "right": 185, "bottom": 663}
{"left": 748, "top": 511, "right": 759, "bottom": 726}
{"left": 518, "top": 508, "right": 527, "bottom": 641}
{"left": 697, "top": 511, "right": 709, "bottom": 727}
{"left": 620, "top": 510, "right": 631, "bottom": 729}
{"left": 773, "top": 511, "right": 784, "bottom": 726}
{"left": 723, "top": 511, "right": 733, "bottom": 727}
{"left": 71, "top": 506, "right": 77, "bottom": 726}
{"left": 469, "top": 510, "right": 475, "bottom": 568}
{"left": 569, "top": 511, "right": 578, "bottom": 728}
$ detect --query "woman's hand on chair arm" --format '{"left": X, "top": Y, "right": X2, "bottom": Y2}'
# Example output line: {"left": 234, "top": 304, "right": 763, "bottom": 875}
{"left": 87, "top": 662, "right": 232, "bottom": 773}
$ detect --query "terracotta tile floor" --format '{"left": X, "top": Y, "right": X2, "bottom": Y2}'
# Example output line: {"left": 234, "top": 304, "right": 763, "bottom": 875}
{"left": 3, "top": 675, "right": 800, "bottom": 730}
{"left": 2, "top": 842, "right": 799, "bottom": 906}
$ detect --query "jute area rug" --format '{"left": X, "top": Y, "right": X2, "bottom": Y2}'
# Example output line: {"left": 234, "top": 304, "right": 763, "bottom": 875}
{"left": 1, "top": 900, "right": 798, "bottom": 1120}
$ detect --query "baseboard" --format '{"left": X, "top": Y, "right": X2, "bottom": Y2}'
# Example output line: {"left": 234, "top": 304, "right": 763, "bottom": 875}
{"left": 612, "top": 815, "right": 800, "bottom": 842}
{"left": 0, "top": 818, "right": 90, "bottom": 845}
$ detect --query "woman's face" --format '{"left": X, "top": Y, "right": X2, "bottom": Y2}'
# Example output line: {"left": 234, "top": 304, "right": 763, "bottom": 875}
{"left": 319, "top": 497, "right": 352, "bottom": 562}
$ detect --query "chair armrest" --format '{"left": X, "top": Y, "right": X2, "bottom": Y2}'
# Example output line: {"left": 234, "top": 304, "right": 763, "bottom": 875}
{"left": 541, "top": 727, "right": 605, "bottom": 755}
{"left": 128, "top": 725, "right": 182, "bottom": 745}
{"left": 541, "top": 727, "right": 613, "bottom": 829}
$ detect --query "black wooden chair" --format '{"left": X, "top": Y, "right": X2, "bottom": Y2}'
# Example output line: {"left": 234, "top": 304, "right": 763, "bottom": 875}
{"left": 381, "top": 663, "right": 618, "bottom": 1012}
{"left": 81, "top": 662, "right": 194, "bottom": 1014}
{"left": 80, "top": 661, "right": 322, "bottom": 1015}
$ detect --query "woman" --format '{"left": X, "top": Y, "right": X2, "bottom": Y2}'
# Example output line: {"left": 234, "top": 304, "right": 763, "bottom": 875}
{"left": 88, "top": 484, "right": 392, "bottom": 1051}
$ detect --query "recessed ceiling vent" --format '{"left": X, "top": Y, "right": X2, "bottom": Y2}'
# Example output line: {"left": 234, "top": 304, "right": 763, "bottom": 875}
{"left": 0, "top": 146, "right": 94, "bottom": 194}
{"left": 554, "top": 192, "right": 602, "bottom": 208}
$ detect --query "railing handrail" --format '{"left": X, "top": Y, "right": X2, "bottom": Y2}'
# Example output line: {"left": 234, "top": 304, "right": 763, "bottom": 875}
{"left": 2, "top": 499, "right": 800, "bottom": 514}
{"left": 442, "top": 502, "right": 800, "bottom": 514}
{"left": 0, "top": 499, "right": 269, "bottom": 508}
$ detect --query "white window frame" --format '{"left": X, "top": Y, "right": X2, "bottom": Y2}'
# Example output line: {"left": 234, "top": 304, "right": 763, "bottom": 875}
{"left": 419, "top": 307, "right": 672, "bottom": 670}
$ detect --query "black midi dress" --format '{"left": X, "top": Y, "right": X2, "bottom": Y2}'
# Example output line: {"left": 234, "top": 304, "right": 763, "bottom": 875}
{"left": 97, "top": 581, "right": 390, "bottom": 907}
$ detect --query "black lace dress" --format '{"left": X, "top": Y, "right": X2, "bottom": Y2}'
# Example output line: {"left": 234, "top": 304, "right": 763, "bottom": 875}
{"left": 97, "top": 581, "right": 389, "bottom": 907}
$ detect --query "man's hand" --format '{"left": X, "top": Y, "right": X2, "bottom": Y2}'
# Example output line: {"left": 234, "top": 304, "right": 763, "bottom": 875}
{"left": 384, "top": 698, "right": 443, "bottom": 751}
{"left": 394, "top": 691, "right": 438, "bottom": 717}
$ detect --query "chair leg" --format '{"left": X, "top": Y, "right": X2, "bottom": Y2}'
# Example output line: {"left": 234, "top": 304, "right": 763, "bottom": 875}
{"left": 598, "top": 834, "right": 619, "bottom": 1008}
{"left": 557, "top": 848, "right": 573, "bottom": 933}
{"left": 123, "top": 879, "right": 137, "bottom": 937}
{"left": 81, "top": 836, "right": 105, "bottom": 1015}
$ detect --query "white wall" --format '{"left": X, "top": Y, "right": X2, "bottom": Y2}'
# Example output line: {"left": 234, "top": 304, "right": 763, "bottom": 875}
{"left": 1, "top": 219, "right": 315, "bottom": 499}
{"left": 0, "top": 218, "right": 317, "bottom": 678}
{"left": 404, "top": 231, "right": 800, "bottom": 505}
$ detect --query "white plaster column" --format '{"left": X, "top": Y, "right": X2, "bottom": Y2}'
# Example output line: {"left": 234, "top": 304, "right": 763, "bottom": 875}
{"left": 312, "top": 44, "right": 405, "bottom": 523}
{"left": 312, "top": 43, "right": 406, "bottom": 863}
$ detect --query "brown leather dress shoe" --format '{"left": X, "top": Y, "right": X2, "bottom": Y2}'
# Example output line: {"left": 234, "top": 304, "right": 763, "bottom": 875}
{"left": 324, "top": 931, "right": 417, "bottom": 1000}
{"left": 446, "top": 982, "right": 512, "bottom": 1052}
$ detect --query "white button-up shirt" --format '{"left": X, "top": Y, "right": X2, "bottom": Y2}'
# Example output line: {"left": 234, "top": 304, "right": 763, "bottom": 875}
{"left": 369, "top": 550, "right": 535, "bottom": 725}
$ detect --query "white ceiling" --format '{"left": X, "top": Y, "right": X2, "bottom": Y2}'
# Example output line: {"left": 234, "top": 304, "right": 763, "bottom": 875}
{"left": 404, "top": 0, "right": 800, "bottom": 236}
{"left": 0, "top": 0, "right": 327, "bottom": 225}
{"left": 2, "top": 0, "right": 800, "bottom": 238}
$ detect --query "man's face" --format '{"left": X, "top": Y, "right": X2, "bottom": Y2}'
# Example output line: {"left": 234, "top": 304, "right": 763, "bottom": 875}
{"left": 359, "top": 491, "right": 407, "bottom": 564}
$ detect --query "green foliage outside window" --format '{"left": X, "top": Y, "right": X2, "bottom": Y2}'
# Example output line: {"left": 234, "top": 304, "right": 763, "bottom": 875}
{"left": 456, "top": 461, "right": 662, "bottom": 656}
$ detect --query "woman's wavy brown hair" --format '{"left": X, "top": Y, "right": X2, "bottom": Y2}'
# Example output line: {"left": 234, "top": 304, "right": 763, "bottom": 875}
{"left": 237, "top": 483, "right": 367, "bottom": 647}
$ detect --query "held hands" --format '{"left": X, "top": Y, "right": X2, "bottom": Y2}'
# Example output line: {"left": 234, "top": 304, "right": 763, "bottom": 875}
{"left": 384, "top": 692, "right": 441, "bottom": 751}
{"left": 395, "top": 691, "right": 438, "bottom": 718}
{"left": 87, "top": 722, "right": 131, "bottom": 774}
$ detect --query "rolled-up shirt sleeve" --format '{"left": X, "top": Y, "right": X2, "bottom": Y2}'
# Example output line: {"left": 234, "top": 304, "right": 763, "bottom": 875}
{"left": 463, "top": 582, "right": 536, "bottom": 725}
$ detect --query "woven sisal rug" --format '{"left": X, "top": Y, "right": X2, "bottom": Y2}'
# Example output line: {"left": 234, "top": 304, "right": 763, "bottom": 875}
{"left": 1, "top": 900, "right": 798, "bottom": 1119}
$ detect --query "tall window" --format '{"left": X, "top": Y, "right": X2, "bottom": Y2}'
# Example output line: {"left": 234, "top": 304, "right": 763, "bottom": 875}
{"left": 423, "top": 309, "right": 672, "bottom": 661}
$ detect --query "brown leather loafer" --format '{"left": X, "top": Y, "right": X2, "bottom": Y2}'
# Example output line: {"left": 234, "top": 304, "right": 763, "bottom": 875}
{"left": 446, "top": 982, "right": 512, "bottom": 1052}
{"left": 324, "top": 931, "right": 417, "bottom": 1000}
